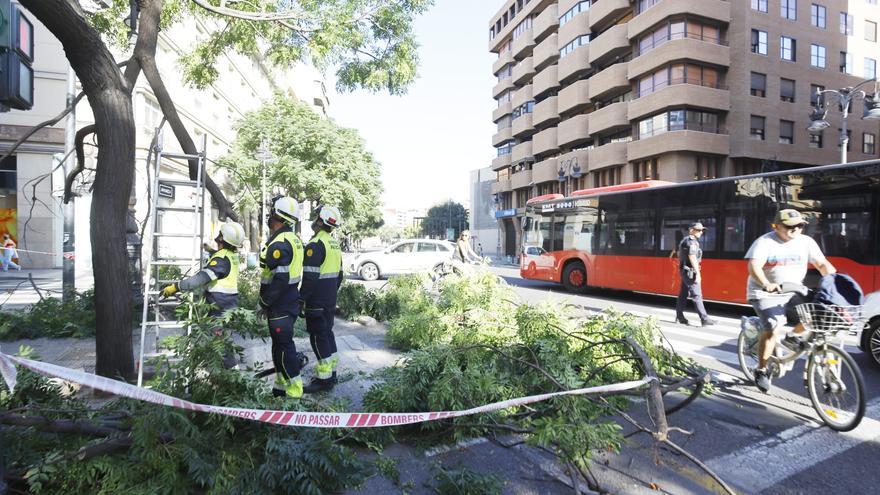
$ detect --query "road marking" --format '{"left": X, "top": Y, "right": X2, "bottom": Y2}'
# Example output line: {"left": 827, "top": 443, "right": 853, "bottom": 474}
{"left": 662, "top": 339, "right": 742, "bottom": 368}
{"left": 706, "top": 398, "right": 880, "bottom": 493}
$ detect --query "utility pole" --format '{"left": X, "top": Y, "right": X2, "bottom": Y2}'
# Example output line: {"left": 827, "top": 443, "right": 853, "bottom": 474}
{"left": 62, "top": 68, "right": 76, "bottom": 301}
{"left": 255, "top": 138, "right": 274, "bottom": 243}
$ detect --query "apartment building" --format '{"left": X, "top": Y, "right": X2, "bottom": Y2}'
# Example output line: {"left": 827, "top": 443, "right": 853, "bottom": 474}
{"left": 488, "top": 0, "right": 880, "bottom": 257}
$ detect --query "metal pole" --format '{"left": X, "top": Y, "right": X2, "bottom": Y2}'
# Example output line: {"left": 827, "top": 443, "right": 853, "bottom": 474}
{"left": 840, "top": 94, "right": 849, "bottom": 164}
{"left": 258, "top": 137, "right": 269, "bottom": 243}
{"left": 62, "top": 68, "right": 77, "bottom": 301}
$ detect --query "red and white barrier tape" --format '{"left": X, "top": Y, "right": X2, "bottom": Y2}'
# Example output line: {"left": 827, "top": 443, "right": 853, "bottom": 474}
{"left": 2, "top": 247, "right": 75, "bottom": 260}
{"left": 0, "top": 350, "right": 653, "bottom": 428}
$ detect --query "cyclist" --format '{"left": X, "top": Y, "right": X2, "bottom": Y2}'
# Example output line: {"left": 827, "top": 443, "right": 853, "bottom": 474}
{"left": 745, "top": 209, "right": 836, "bottom": 393}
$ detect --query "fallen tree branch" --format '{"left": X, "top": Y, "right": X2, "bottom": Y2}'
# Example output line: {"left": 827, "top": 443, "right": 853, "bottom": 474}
{"left": 0, "top": 413, "right": 125, "bottom": 437}
{"left": 26, "top": 273, "right": 45, "bottom": 302}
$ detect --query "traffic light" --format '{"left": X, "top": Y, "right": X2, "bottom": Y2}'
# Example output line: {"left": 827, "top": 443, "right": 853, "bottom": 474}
{"left": 0, "top": 0, "right": 34, "bottom": 111}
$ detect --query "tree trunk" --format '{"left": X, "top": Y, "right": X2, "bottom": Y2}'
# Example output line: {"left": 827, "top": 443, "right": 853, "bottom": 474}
{"left": 22, "top": 0, "right": 136, "bottom": 379}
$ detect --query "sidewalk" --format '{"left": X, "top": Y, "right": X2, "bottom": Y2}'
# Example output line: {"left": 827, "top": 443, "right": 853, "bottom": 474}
{"left": 0, "top": 268, "right": 94, "bottom": 310}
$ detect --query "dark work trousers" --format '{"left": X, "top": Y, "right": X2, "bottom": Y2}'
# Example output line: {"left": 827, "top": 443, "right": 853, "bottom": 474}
{"left": 268, "top": 313, "right": 301, "bottom": 379}
{"left": 306, "top": 307, "right": 337, "bottom": 361}
{"left": 676, "top": 271, "right": 710, "bottom": 322}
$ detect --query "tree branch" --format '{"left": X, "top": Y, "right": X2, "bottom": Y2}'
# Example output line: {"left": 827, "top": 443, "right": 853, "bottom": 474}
{"left": 0, "top": 93, "right": 85, "bottom": 164}
{"left": 63, "top": 124, "right": 97, "bottom": 203}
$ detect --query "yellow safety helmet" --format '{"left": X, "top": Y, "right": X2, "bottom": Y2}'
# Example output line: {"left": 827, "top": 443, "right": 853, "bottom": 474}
{"left": 219, "top": 221, "right": 246, "bottom": 248}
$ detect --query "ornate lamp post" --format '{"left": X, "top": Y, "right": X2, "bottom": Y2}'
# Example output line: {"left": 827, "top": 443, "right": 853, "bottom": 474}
{"left": 254, "top": 138, "right": 275, "bottom": 243}
{"left": 556, "top": 157, "right": 582, "bottom": 196}
{"left": 807, "top": 78, "right": 880, "bottom": 164}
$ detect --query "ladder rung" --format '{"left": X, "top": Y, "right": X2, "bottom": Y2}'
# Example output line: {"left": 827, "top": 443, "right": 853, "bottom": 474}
{"left": 153, "top": 233, "right": 198, "bottom": 238}
{"left": 151, "top": 260, "right": 199, "bottom": 266}
{"left": 141, "top": 321, "right": 186, "bottom": 328}
{"left": 158, "top": 178, "right": 201, "bottom": 187}
{"left": 154, "top": 301, "right": 182, "bottom": 307}
{"left": 161, "top": 152, "right": 202, "bottom": 160}
{"left": 157, "top": 206, "right": 201, "bottom": 212}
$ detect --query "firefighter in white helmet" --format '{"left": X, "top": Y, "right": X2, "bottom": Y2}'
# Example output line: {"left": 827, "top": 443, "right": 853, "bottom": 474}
{"left": 260, "top": 196, "right": 306, "bottom": 399}
{"left": 300, "top": 205, "right": 344, "bottom": 393}
{"left": 161, "top": 221, "right": 246, "bottom": 368}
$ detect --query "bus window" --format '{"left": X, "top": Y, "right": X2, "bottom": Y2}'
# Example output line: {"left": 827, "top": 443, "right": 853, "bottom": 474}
{"left": 552, "top": 217, "right": 565, "bottom": 251}
{"left": 723, "top": 200, "right": 759, "bottom": 254}
{"left": 539, "top": 216, "right": 552, "bottom": 253}
{"left": 563, "top": 210, "right": 598, "bottom": 253}
{"left": 660, "top": 207, "right": 717, "bottom": 253}
{"left": 599, "top": 208, "right": 655, "bottom": 254}
{"left": 802, "top": 194, "right": 874, "bottom": 264}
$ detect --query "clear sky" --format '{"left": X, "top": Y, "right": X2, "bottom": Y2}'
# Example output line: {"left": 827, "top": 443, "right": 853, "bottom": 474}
{"left": 327, "top": 0, "right": 499, "bottom": 211}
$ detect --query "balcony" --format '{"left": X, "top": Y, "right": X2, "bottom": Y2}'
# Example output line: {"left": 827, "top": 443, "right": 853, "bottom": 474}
{"left": 558, "top": 148, "right": 590, "bottom": 173}
{"left": 533, "top": 96, "right": 559, "bottom": 127}
{"left": 512, "top": 84, "right": 533, "bottom": 108}
{"left": 492, "top": 127, "right": 513, "bottom": 147}
{"left": 533, "top": 4, "right": 559, "bottom": 42}
{"left": 557, "top": 44, "right": 590, "bottom": 83}
{"left": 533, "top": 33, "right": 559, "bottom": 71}
{"left": 557, "top": 9, "right": 590, "bottom": 48}
{"left": 558, "top": 79, "right": 590, "bottom": 115}
{"left": 493, "top": 50, "right": 513, "bottom": 75}
{"left": 588, "top": 141, "right": 628, "bottom": 170}
{"left": 557, "top": 113, "right": 590, "bottom": 147}
{"left": 492, "top": 154, "right": 512, "bottom": 171}
{"left": 629, "top": 84, "right": 729, "bottom": 121}
{"left": 532, "top": 156, "right": 559, "bottom": 183}
{"left": 629, "top": 38, "right": 729, "bottom": 80}
{"left": 533, "top": 127, "right": 559, "bottom": 155}
{"left": 533, "top": 65, "right": 560, "bottom": 98}
{"left": 492, "top": 77, "right": 515, "bottom": 99}
{"left": 512, "top": 29, "right": 535, "bottom": 60}
{"left": 589, "top": 0, "right": 631, "bottom": 31}
{"left": 512, "top": 113, "right": 535, "bottom": 138}
{"left": 512, "top": 57, "right": 536, "bottom": 85}
{"left": 588, "top": 24, "right": 630, "bottom": 67}
{"left": 511, "top": 169, "right": 533, "bottom": 189}
{"left": 588, "top": 102, "right": 628, "bottom": 135}
{"left": 512, "top": 141, "right": 534, "bottom": 163}
{"left": 588, "top": 62, "right": 629, "bottom": 101}
{"left": 493, "top": 101, "right": 512, "bottom": 122}
{"left": 491, "top": 178, "right": 512, "bottom": 194}
{"left": 628, "top": 129, "right": 729, "bottom": 161}
{"left": 628, "top": 0, "right": 730, "bottom": 41}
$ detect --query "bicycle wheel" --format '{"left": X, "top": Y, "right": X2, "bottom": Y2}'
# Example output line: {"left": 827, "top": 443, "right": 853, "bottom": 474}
{"left": 737, "top": 325, "right": 760, "bottom": 382}
{"left": 806, "top": 344, "right": 866, "bottom": 432}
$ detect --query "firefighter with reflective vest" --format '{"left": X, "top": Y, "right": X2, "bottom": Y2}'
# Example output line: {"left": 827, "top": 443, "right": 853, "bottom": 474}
{"left": 260, "top": 196, "right": 306, "bottom": 399}
{"left": 299, "top": 205, "right": 344, "bottom": 393}
{"left": 161, "top": 221, "right": 245, "bottom": 368}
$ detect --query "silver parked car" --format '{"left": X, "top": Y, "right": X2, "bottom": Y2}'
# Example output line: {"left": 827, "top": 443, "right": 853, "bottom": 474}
{"left": 347, "top": 239, "right": 455, "bottom": 281}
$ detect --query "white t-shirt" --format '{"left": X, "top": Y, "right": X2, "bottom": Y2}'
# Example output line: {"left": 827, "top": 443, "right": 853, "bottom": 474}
{"left": 744, "top": 232, "right": 824, "bottom": 300}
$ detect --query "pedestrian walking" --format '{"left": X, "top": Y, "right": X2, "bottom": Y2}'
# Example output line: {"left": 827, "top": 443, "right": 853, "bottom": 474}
{"left": 259, "top": 196, "right": 306, "bottom": 399}
{"left": 300, "top": 205, "right": 344, "bottom": 393}
{"left": 161, "top": 221, "right": 246, "bottom": 368}
{"left": 1, "top": 234, "right": 20, "bottom": 271}
{"left": 675, "top": 222, "right": 716, "bottom": 327}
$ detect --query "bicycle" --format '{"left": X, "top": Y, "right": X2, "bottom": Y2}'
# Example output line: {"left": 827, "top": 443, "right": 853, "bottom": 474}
{"left": 737, "top": 298, "right": 866, "bottom": 431}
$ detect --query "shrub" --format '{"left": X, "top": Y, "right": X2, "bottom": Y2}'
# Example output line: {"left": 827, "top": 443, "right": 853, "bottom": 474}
{"left": 0, "top": 290, "right": 96, "bottom": 340}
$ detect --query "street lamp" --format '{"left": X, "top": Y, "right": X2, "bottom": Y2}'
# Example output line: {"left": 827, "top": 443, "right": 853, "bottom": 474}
{"left": 807, "top": 78, "right": 880, "bottom": 163}
{"left": 254, "top": 138, "right": 274, "bottom": 243}
{"left": 557, "top": 157, "right": 582, "bottom": 195}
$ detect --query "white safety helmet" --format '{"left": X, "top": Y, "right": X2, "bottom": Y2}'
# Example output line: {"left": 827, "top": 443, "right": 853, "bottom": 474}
{"left": 271, "top": 196, "right": 302, "bottom": 225}
{"left": 315, "top": 205, "right": 342, "bottom": 229}
{"left": 219, "top": 221, "right": 246, "bottom": 248}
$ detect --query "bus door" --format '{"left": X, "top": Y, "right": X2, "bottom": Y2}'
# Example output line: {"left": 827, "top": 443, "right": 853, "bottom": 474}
{"left": 594, "top": 199, "right": 663, "bottom": 292}
{"left": 521, "top": 214, "right": 556, "bottom": 280}
{"left": 659, "top": 206, "right": 719, "bottom": 297}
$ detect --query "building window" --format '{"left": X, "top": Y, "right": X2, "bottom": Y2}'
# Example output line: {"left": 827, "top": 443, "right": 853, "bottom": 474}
{"left": 780, "top": 36, "right": 796, "bottom": 61}
{"left": 750, "top": 72, "right": 766, "bottom": 96}
{"left": 636, "top": 0, "right": 662, "bottom": 14}
{"left": 638, "top": 109, "right": 719, "bottom": 138}
{"left": 496, "top": 115, "right": 512, "bottom": 131}
{"left": 633, "top": 159, "right": 658, "bottom": 181}
{"left": 512, "top": 17, "right": 532, "bottom": 40}
{"left": 779, "top": 120, "right": 795, "bottom": 144}
{"left": 593, "top": 166, "right": 622, "bottom": 187}
{"left": 750, "top": 115, "right": 766, "bottom": 140}
{"left": 840, "top": 51, "right": 853, "bottom": 73}
{"left": 810, "top": 44, "right": 826, "bottom": 68}
{"left": 511, "top": 101, "right": 535, "bottom": 120}
{"left": 637, "top": 19, "right": 721, "bottom": 55}
{"left": 866, "top": 58, "right": 877, "bottom": 79}
{"left": 496, "top": 140, "right": 515, "bottom": 156}
{"left": 840, "top": 12, "right": 853, "bottom": 35}
{"left": 752, "top": 0, "right": 768, "bottom": 12}
{"left": 867, "top": 20, "right": 878, "bottom": 42}
{"left": 811, "top": 4, "right": 826, "bottom": 28}
{"left": 780, "top": 78, "right": 796, "bottom": 102}
{"left": 637, "top": 63, "right": 720, "bottom": 97}
{"left": 865, "top": 133, "right": 877, "bottom": 155}
{"left": 0, "top": 156, "right": 16, "bottom": 192}
{"left": 810, "top": 84, "right": 825, "bottom": 105}
{"left": 559, "top": 35, "right": 590, "bottom": 58}
{"left": 695, "top": 156, "right": 722, "bottom": 180}
{"left": 809, "top": 132, "right": 823, "bottom": 148}
{"left": 781, "top": 0, "right": 797, "bottom": 20}
{"left": 751, "top": 29, "right": 768, "bottom": 54}
{"left": 559, "top": 1, "right": 590, "bottom": 26}
{"left": 496, "top": 64, "right": 512, "bottom": 82}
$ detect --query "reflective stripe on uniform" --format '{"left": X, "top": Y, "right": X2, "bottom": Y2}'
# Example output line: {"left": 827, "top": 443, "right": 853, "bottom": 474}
{"left": 260, "top": 231, "right": 304, "bottom": 286}
{"left": 318, "top": 273, "right": 339, "bottom": 279}
{"left": 288, "top": 277, "right": 301, "bottom": 285}
{"left": 272, "top": 266, "right": 290, "bottom": 273}
{"left": 209, "top": 286, "right": 238, "bottom": 294}
{"left": 205, "top": 270, "right": 218, "bottom": 281}
{"left": 303, "top": 266, "right": 321, "bottom": 273}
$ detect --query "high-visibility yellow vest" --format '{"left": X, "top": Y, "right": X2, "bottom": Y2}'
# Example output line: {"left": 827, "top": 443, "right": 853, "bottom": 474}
{"left": 260, "top": 231, "right": 304, "bottom": 285}
{"left": 313, "top": 230, "right": 342, "bottom": 279}
{"left": 207, "top": 248, "right": 238, "bottom": 294}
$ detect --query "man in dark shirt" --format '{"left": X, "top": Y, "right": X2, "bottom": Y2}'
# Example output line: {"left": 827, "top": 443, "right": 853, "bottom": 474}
{"left": 675, "top": 222, "right": 716, "bottom": 327}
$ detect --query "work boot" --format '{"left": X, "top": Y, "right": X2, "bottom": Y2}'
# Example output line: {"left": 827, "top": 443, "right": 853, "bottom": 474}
{"left": 675, "top": 316, "right": 690, "bottom": 325}
{"left": 754, "top": 368, "right": 771, "bottom": 393}
{"left": 272, "top": 374, "right": 288, "bottom": 398}
{"left": 285, "top": 377, "right": 303, "bottom": 399}
{"left": 303, "top": 372, "right": 337, "bottom": 394}
{"left": 701, "top": 318, "right": 718, "bottom": 327}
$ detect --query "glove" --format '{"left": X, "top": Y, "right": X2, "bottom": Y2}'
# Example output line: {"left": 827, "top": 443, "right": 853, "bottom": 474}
{"left": 161, "top": 284, "right": 179, "bottom": 298}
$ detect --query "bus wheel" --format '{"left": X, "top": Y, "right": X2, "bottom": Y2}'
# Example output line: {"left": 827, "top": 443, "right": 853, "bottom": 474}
{"left": 562, "top": 262, "right": 587, "bottom": 292}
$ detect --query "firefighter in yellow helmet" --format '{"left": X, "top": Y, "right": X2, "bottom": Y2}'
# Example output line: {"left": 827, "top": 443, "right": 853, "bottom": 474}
{"left": 161, "top": 221, "right": 245, "bottom": 368}
{"left": 259, "top": 196, "right": 306, "bottom": 399}
{"left": 300, "top": 205, "right": 344, "bottom": 393}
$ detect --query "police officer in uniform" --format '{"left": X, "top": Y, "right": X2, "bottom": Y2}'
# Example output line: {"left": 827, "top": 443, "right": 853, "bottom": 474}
{"left": 675, "top": 222, "right": 717, "bottom": 327}
{"left": 259, "top": 196, "right": 306, "bottom": 399}
{"left": 300, "top": 205, "right": 344, "bottom": 393}
{"left": 162, "top": 221, "right": 246, "bottom": 368}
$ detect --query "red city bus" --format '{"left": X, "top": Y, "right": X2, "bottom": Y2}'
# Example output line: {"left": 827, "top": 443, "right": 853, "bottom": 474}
{"left": 520, "top": 160, "right": 880, "bottom": 304}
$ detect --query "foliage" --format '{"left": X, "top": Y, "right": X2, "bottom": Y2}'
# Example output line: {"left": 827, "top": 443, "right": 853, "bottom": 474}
{"left": 237, "top": 267, "right": 262, "bottom": 311}
{"left": 432, "top": 465, "right": 503, "bottom": 495}
{"left": 0, "top": 290, "right": 97, "bottom": 340}
{"left": 376, "top": 224, "right": 403, "bottom": 245}
{"left": 0, "top": 300, "right": 367, "bottom": 494}
{"left": 421, "top": 200, "right": 468, "bottom": 240}
{"left": 336, "top": 275, "right": 429, "bottom": 325}
{"left": 219, "top": 94, "right": 384, "bottom": 242}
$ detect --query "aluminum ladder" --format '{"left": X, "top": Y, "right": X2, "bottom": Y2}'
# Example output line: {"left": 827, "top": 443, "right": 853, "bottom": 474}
{"left": 137, "top": 128, "right": 208, "bottom": 387}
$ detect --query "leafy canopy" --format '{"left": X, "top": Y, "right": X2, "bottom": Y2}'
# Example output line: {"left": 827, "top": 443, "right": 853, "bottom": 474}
{"left": 422, "top": 200, "right": 468, "bottom": 240}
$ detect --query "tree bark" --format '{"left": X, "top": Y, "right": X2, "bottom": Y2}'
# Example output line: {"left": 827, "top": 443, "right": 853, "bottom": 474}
{"left": 22, "top": 0, "right": 136, "bottom": 380}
